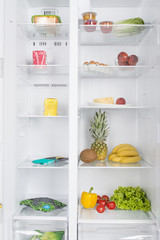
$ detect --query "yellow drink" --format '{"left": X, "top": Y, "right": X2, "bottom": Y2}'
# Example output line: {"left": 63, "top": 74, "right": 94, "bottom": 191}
{"left": 44, "top": 98, "right": 58, "bottom": 116}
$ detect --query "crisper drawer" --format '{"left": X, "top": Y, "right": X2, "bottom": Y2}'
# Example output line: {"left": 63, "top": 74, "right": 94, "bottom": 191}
{"left": 13, "top": 220, "right": 67, "bottom": 240}
{"left": 78, "top": 224, "right": 157, "bottom": 240}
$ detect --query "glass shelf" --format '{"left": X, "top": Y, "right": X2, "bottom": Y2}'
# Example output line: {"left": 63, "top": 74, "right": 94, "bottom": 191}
{"left": 17, "top": 115, "right": 69, "bottom": 118}
{"left": 17, "top": 23, "right": 69, "bottom": 40}
{"left": 80, "top": 65, "right": 153, "bottom": 78}
{"left": 13, "top": 204, "right": 68, "bottom": 221}
{"left": 79, "top": 24, "right": 154, "bottom": 45}
{"left": 78, "top": 205, "right": 155, "bottom": 224}
{"left": 90, "top": 0, "right": 144, "bottom": 8}
{"left": 17, "top": 159, "right": 68, "bottom": 169}
{"left": 17, "top": 65, "right": 69, "bottom": 75}
{"left": 79, "top": 105, "right": 149, "bottom": 110}
{"left": 27, "top": 0, "right": 69, "bottom": 7}
{"left": 79, "top": 160, "right": 153, "bottom": 169}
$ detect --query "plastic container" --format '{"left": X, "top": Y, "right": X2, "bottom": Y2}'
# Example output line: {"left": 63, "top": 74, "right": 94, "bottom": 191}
{"left": 82, "top": 12, "right": 97, "bottom": 21}
{"left": 44, "top": 98, "right": 58, "bottom": 116}
{"left": 84, "top": 20, "right": 97, "bottom": 32}
{"left": 33, "top": 51, "right": 47, "bottom": 65}
{"left": 100, "top": 21, "right": 113, "bottom": 33}
{"left": 32, "top": 15, "right": 62, "bottom": 24}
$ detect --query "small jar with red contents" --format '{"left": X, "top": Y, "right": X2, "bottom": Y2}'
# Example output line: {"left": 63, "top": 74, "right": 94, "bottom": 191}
{"left": 99, "top": 21, "right": 113, "bottom": 34}
{"left": 84, "top": 19, "right": 98, "bottom": 32}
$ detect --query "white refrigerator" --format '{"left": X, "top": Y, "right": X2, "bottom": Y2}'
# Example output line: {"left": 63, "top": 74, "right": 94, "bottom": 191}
{"left": 2, "top": 0, "right": 160, "bottom": 239}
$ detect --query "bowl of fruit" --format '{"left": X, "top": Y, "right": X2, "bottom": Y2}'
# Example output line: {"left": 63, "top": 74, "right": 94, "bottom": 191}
{"left": 115, "top": 51, "right": 140, "bottom": 75}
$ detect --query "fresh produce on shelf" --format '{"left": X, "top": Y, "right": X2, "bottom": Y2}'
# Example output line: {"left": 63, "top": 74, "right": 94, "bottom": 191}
{"left": 33, "top": 51, "right": 47, "bottom": 65}
{"left": 108, "top": 144, "right": 141, "bottom": 164}
{"left": 118, "top": 52, "right": 129, "bottom": 63}
{"left": 83, "top": 61, "right": 112, "bottom": 75}
{"left": 99, "top": 199, "right": 106, "bottom": 207}
{"left": 128, "top": 55, "right": 139, "bottom": 66}
{"left": 117, "top": 52, "right": 139, "bottom": 66}
{"left": 82, "top": 12, "right": 97, "bottom": 22}
{"left": 113, "top": 17, "right": 145, "bottom": 36}
{"left": 111, "top": 186, "right": 151, "bottom": 211}
{"left": 96, "top": 204, "right": 105, "bottom": 213}
{"left": 97, "top": 195, "right": 102, "bottom": 203}
{"left": 30, "top": 230, "right": 64, "bottom": 240}
{"left": 31, "top": 15, "right": 62, "bottom": 24}
{"left": 44, "top": 98, "right": 58, "bottom": 116}
{"left": 80, "top": 149, "right": 97, "bottom": 163}
{"left": 81, "top": 187, "right": 97, "bottom": 209}
{"left": 94, "top": 97, "right": 114, "bottom": 105}
{"left": 102, "top": 195, "right": 109, "bottom": 203}
{"left": 106, "top": 201, "right": 116, "bottom": 210}
{"left": 90, "top": 110, "right": 110, "bottom": 160}
{"left": 84, "top": 19, "right": 97, "bottom": 32}
{"left": 108, "top": 161, "right": 141, "bottom": 167}
{"left": 20, "top": 197, "right": 67, "bottom": 212}
{"left": 116, "top": 98, "right": 126, "bottom": 105}
{"left": 99, "top": 21, "right": 113, "bottom": 34}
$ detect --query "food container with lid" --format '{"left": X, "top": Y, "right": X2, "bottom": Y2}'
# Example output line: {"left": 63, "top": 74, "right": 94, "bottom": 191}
{"left": 99, "top": 21, "right": 113, "bottom": 33}
{"left": 84, "top": 19, "right": 97, "bottom": 32}
{"left": 82, "top": 12, "right": 97, "bottom": 21}
{"left": 44, "top": 98, "right": 58, "bottom": 116}
{"left": 31, "top": 15, "right": 62, "bottom": 24}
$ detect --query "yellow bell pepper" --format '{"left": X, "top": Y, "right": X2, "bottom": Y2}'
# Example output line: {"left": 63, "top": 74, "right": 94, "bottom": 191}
{"left": 81, "top": 187, "right": 97, "bottom": 209}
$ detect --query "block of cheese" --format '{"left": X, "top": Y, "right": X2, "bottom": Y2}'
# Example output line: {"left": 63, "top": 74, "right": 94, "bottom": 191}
{"left": 94, "top": 97, "right": 114, "bottom": 104}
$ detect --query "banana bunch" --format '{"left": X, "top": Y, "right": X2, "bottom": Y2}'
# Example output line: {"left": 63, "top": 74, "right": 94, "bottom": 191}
{"left": 108, "top": 144, "right": 141, "bottom": 163}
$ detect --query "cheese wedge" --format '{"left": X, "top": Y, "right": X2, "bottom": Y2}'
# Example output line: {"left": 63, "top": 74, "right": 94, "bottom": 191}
{"left": 94, "top": 97, "right": 114, "bottom": 104}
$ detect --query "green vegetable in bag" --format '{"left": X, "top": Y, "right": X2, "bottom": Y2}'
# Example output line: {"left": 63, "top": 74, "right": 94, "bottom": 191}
{"left": 113, "top": 17, "right": 145, "bottom": 36}
{"left": 20, "top": 197, "right": 67, "bottom": 212}
{"left": 31, "top": 231, "right": 64, "bottom": 240}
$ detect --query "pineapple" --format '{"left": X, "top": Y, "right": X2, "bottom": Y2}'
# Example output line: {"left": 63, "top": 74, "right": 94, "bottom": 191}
{"left": 89, "top": 110, "right": 109, "bottom": 161}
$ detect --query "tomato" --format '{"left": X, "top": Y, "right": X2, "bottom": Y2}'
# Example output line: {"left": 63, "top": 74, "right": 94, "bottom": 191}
{"left": 101, "top": 195, "right": 109, "bottom": 202}
{"left": 99, "top": 200, "right": 106, "bottom": 207}
{"left": 106, "top": 201, "right": 116, "bottom": 210}
{"left": 97, "top": 195, "right": 101, "bottom": 204}
{"left": 96, "top": 204, "right": 105, "bottom": 213}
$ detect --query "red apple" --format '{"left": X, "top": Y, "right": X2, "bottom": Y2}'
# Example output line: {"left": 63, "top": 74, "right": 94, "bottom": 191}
{"left": 118, "top": 52, "right": 128, "bottom": 63}
{"left": 128, "top": 55, "right": 138, "bottom": 66}
{"left": 116, "top": 98, "right": 126, "bottom": 105}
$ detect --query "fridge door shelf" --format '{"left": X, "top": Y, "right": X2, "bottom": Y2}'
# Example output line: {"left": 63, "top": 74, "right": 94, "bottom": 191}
{"left": 79, "top": 24, "right": 154, "bottom": 46}
{"left": 79, "top": 159, "right": 153, "bottom": 169}
{"left": 13, "top": 205, "right": 68, "bottom": 221}
{"left": 78, "top": 205, "right": 156, "bottom": 224}
{"left": 90, "top": 0, "right": 144, "bottom": 8}
{"left": 17, "top": 23, "right": 69, "bottom": 40}
{"left": 17, "top": 65, "right": 69, "bottom": 75}
{"left": 80, "top": 65, "right": 153, "bottom": 78}
{"left": 17, "top": 159, "right": 68, "bottom": 169}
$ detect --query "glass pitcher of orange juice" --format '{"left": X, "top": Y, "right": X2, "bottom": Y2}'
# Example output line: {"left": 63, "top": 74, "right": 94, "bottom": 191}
{"left": 44, "top": 98, "right": 58, "bottom": 116}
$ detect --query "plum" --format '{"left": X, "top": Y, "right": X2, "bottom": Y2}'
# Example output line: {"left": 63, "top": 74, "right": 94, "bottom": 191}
{"left": 118, "top": 52, "right": 128, "bottom": 63}
{"left": 118, "top": 61, "right": 129, "bottom": 66}
{"left": 128, "top": 55, "right": 138, "bottom": 66}
{"left": 116, "top": 98, "right": 126, "bottom": 105}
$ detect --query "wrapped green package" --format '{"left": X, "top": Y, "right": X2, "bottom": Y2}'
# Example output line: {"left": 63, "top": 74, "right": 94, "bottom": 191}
{"left": 31, "top": 230, "right": 64, "bottom": 240}
{"left": 20, "top": 197, "right": 67, "bottom": 212}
